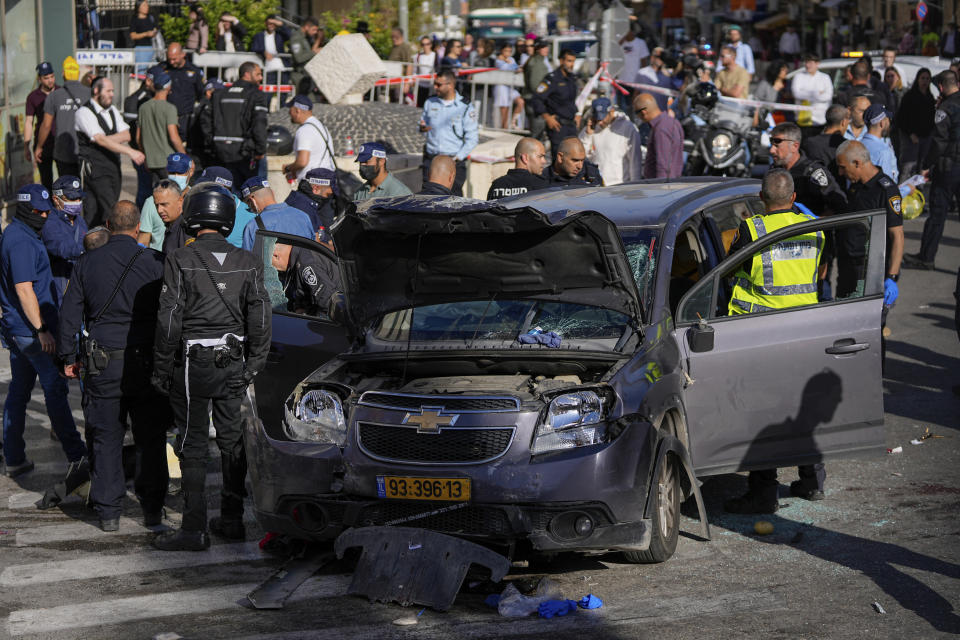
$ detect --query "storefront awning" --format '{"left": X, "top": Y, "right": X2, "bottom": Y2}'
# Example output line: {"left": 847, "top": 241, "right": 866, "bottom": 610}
{"left": 754, "top": 12, "right": 791, "bottom": 30}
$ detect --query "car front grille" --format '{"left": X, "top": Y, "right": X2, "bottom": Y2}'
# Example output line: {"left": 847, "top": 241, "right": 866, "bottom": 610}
{"left": 357, "top": 501, "right": 513, "bottom": 536}
{"left": 358, "top": 392, "right": 520, "bottom": 413}
{"left": 357, "top": 423, "right": 515, "bottom": 464}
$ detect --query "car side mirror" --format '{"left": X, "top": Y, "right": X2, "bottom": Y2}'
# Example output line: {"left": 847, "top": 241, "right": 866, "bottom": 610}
{"left": 687, "top": 321, "right": 714, "bottom": 353}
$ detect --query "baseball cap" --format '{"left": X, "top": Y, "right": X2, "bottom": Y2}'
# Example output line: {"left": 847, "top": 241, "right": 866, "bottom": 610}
{"left": 290, "top": 95, "right": 313, "bottom": 111}
{"left": 199, "top": 166, "right": 235, "bottom": 190}
{"left": 356, "top": 142, "right": 387, "bottom": 163}
{"left": 727, "top": 24, "right": 742, "bottom": 32}
{"left": 204, "top": 78, "right": 225, "bottom": 92}
{"left": 63, "top": 56, "right": 80, "bottom": 82}
{"left": 304, "top": 167, "right": 339, "bottom": 195}
{"left": 591, "top": 97, "right": 612, "bottom": 120}
{"left": 240, "top": 177, "right": 271, "bottom": 199}
{"left": 864, "top": 103, "right": 890, "bottom": 125}
{"left": 153, "top": 70, "right": 172, "bottom": 89}
{"left": 17, "top": 184, "right": 53, "bottom": 212}
{"left": 36, "top": 62, "right": 54, "bottom": 77}
{"left": 52, "top": 175, "right": 84, "bottom": 200}
{"left": 145, "top": 64, "right": 164, "bottom": 82}
{"left": 166, "top": 153, "right": 192, "bottom": 175}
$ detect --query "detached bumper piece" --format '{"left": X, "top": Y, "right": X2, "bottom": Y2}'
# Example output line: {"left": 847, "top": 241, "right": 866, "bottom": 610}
{"left": 334, "top": 526, "right": 511, "bottom": 611}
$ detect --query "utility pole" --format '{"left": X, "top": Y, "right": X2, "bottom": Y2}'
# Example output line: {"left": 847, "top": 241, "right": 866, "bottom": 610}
{"left": 399, "top": 0, "right": 409, "bottom": 41}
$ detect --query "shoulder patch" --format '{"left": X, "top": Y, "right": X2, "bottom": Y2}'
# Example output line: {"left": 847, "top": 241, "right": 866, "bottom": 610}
{"left": 810, "top": 167, "right": 829, "bottom": 188}
{"left": 291, "top": 42, "right": 302, "bottom": 53}
{"left": 935, "top": 109, "right": 947, "bottom": 124}
{"left": 889, "top": 196, "right": 902, "bottom": 216}
{"left": 878, "top": 176, "right": 894, "bottom": 187}
{"left": 302, "top": 266, "right": 318, "bottom": 287}
{"left": 536, "top": 82, "right": 549, "bottom": 94}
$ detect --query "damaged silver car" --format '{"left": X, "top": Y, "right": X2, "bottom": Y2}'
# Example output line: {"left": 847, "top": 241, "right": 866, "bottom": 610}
{"left": 246, "top": 180, "right": 886, "bottom": 563}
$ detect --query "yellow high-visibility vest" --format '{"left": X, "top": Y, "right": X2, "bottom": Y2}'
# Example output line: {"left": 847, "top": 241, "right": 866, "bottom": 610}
{"left": 728, "top": 210, "right": 824, "bottom": 315}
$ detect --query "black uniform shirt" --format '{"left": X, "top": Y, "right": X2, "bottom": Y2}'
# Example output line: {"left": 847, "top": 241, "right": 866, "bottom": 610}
{"left": 163, "top": 60, "right": 205, "bottom": 117}
{"left": 56, "top": 234, "right": 165, "bottom": 357}
{"left": 162, "top": 218, "right": 189, "bottom": 255}
{"left": 530, "top": 67, "right": 579, "bottom": 120}
{"left": 844, "top": 170, "right": 902, "bottom": 260}
{"left": 923, "top": 90, "right": 960, "bottom": 170}
{"left": 281, "top": 246, "right": 341, "bottom": 316}
{"left": 801, "top": 132, "right": 845, "bottom": 179}
{"left": 486, "top": 168, "right": 549, "bottom": 199}
{"left": 544, "top": 161, "right": 603, "bottom": 187}
{"left": 122, "top": 84, "right": 153, "bottom": 149}
{"left": 789, "top": 154, "right": 847, "bottom": 215}
{"left": 419, "top": 181, "right": 453, "bottom": 195}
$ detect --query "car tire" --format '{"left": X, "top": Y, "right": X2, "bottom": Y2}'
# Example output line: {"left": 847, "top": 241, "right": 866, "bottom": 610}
{"left": 623, "top": 451, "right": 680, "bottom": 564}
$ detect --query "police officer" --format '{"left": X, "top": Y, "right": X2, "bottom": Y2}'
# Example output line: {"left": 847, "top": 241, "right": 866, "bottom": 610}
{"left": 487, "top": 137, "right": 550, "bottom": 199}
{"left": 543, "top": 137, "right": 603, "bottom": 186}
{"left": 904, "top": 70, "right": 960, "bottom": 270}
{"left": 419, "top": 155, "right": 457, "bottom": 195}
{"left": 723, "top": 169, "right": 826, "bottom": 514}
{"left": 419, "top": 69, "right": 479, "bottom": 196}
{"left": 43, "top": 175, "right": 88, "bottom": 298}
{"left": 124, "top": 65, "right": 156, "bottom": 207}
{"left": 270, "top": 240, "right": 340, "bottom": 316}
{"left": 152, "top": 183, "right": 271, "bottom": 551}
{"left": 189, "top": 78, "right": 224, "bottom": 173}
{"left": 285, "top": 167, "right": 343, "bottom": 243}
{"left": 203, "top": 61, "right": 268, "bottom": 185}
{"left": 154, "top": 179, "right": 189, "bottom": 254}
{"left": 162, "top": 43, "right": 205, "bottom": 140}
{"left": 769, "top": 123, "right": 847, "bottom": 215}
{"left": 353, "top": 143, "right": 414, "bottom": 201}
{"left": 1, "top": 185, "right": 88, "bottom": 482}
{"left": 836, "top": 140, "right": 903, "bottom": 367}
{"left": 56, "top": 201, "right": 168, "bottom": 531}
{"left": 530, "top": 49, "right": 581, "bottom": 160}
{"left": 288, "top": 16, "right": 322, "bottom": 95}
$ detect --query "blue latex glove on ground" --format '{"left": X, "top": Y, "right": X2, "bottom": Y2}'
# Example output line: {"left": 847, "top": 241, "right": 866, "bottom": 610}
{"left": 884, "top": 277, "right": 899, "bottom": 305}
{"left": 578, "top": 594, "right": 603, "bottom": 609}
{"left": 484, "top": 594, "right": 501, "bottom": 608}
{"left": 538, "top": 599, "right": 578, "bottom": 619}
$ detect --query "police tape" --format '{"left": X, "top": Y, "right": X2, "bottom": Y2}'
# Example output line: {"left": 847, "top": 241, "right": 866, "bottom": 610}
{"left": 372, "top": 67, "right": 499, "bottom": 86}
{"left": 616, "top": 80, "right": 813, "bottom": 113}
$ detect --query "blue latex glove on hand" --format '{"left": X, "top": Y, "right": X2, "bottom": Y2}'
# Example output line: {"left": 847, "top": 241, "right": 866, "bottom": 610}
{"left": 884, "top": 277, "right": 899, "bottom": 305}
{"left": 579, "top": 594, "right": 603, "bottom": 609}
{"left": 538, "top": 599, "right": 578, "bottom": 619}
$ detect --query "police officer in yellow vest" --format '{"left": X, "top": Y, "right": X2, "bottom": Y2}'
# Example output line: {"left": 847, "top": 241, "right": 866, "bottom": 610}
{"left": 724, "top": 168, "right": 827, "bottom": 514}
{"left": 727, "top": 168, "right": 824, "bottom": 316}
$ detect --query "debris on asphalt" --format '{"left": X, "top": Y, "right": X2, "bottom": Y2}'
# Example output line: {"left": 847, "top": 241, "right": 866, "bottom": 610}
{"left": 910, "top": 439, "right": 924, "bottom": 445}
{"left": 392, "top": 608, "right": 426, "bottom": 626}
{"left": 919, "top": 427, "right": 947, "bottom": 441}
{"left": 891, "top": 472, "right": 903, "bottom": 477}
{"left": 497, "top": 578, "right": 562, "bottom": 617}
{"left": 873, "top": 601, "right": 886, "bottom": 614}
{"left": 754, "top": 521, "right": 774, "bottom": 535}
{"left": 579, "top": 594, "right": 603, "bottom": 609}
{"left": 887, "top": 446, "right": 903, "bottom": 454}
{"left": 538, "top": 599, "right": 578, "bottom": 619}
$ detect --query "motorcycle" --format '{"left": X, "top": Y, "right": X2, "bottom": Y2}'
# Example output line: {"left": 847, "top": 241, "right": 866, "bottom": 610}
{"left": 682, "top": 98, "right": 769, "bottom": 177}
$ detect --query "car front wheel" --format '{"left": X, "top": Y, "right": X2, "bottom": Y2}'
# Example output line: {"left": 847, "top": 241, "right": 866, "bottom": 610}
{"left": 623, "top": 452, "right": 680, "bottom": 563}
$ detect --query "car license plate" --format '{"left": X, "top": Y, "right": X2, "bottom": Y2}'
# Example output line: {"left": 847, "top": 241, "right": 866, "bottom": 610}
{"left": 376, "top": 476, "right": 471, "bottom": 501}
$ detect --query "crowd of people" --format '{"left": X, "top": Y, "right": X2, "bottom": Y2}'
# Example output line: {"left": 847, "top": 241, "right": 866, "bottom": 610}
{"left": 2, "top": 10, "right": 959, "bottom": 545}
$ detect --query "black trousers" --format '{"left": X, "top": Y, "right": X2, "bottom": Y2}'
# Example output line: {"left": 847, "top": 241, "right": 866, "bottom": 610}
{"left": 36, "top": 144, "right": 54, "bottom": 190}
{"left": 919, "top": 165, "right": 960, "bottom": 264}
{"left": 55, "top": 159, "right": 81, "bottom": 180}
{"left": 83, "top": 356, "right": 168, "bottom": 520}
{"left": 169, "top": 355, "right": 248, "bottom": 531}
{"left": 421, "top": 151, "right": 467, "bottom": 196}
{"left": 749, "top": 464, "right": 825, "bottom": 498}
{"left": 82, "top": 163, "right": 121, "bottom": 227}
{"left": 223, "top": 160, "right": 258, "bottom": 189}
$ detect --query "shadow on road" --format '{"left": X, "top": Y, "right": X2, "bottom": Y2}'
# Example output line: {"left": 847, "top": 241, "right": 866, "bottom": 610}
{"left": 883, "top": 340, "right": 960, "bottom": 431}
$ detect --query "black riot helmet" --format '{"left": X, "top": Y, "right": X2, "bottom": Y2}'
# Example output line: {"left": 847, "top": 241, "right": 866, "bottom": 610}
{"left": 693, "top": 82, "right": 719, "bottom": 108}
{"left": 266, "top": 124, "right": 294, "bottom": 155}
{"left": 182, "top": 182, "right": 236, "bottom": 237}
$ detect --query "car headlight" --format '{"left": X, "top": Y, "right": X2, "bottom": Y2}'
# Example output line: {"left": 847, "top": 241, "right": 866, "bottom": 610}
{"left": 283, "top": 388, "right": 347, "bottom": 445}
{"left": 532, "top": 391, "right": 608, "bottom": 455}
{"left": 711, "top": 133, "right": 732, "bottom": 158}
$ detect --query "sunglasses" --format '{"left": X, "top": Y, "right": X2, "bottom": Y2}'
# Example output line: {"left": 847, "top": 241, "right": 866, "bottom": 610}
{"left": 770, "top": 137, "right": 796, "bottom": 146}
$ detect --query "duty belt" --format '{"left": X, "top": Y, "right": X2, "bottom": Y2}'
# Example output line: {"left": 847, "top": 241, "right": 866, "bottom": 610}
{"left": 179, "top": 332, "right": 246, "bottom": 454}
{"left": 213, "top": 136, "right": 245, "bottom": 143}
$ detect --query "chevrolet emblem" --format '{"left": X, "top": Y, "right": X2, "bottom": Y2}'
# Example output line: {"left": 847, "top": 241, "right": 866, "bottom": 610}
{"left": 402, "top": 408, "right": 459, "bottom": 434}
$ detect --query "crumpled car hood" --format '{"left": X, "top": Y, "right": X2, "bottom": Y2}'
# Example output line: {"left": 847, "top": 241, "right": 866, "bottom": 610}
{"left": 331, "top": 195, "right": 643, "bottom": 328}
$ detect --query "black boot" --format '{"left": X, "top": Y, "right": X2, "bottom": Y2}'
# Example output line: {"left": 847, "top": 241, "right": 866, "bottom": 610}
{"left": 724, "top": 469, "right": 779, "bottom": 514}
{"left": 154, "top": 463, "right": 209, "bottom": 551}
{"left": 212, "top": 452, "right": 247, "bottom": 540}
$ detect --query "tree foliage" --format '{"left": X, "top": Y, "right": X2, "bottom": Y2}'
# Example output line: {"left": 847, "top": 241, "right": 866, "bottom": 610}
{"left": 159, "top": 0, "right": 280, "bottom": 50}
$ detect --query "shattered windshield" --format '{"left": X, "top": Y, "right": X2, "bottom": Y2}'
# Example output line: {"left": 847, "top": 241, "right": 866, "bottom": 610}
{"left": 374, "top": 300, "right": 631, "bottom": 343}
{"left": 620, "top": 227, "right": 660, "bottom": 311}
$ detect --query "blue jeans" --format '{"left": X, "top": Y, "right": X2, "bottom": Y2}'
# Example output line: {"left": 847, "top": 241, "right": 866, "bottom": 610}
{"left": 134, "top": 161, "right": 153, "bottom": 210}
{"left": 2, "top": 334, "right": 85, "bottom": 465}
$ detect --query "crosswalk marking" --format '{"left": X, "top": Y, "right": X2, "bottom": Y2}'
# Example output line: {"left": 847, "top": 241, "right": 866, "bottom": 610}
{"left": 1, "top": 541, "right": 265, "bottom": 586}
{"left": 6, "top": 574, "right": 352, "bottom": 636}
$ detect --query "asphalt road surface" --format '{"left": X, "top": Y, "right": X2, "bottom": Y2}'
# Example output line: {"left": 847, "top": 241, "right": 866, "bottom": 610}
{"left": 0, "top": 213, "right": 957, "bottom": 640}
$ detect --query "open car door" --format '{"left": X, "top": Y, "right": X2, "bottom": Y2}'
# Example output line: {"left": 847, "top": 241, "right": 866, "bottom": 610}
{"left": 252, "top": 230, "right": 351, "bottom": 431}
{"left": 670, "top": 210, "right": 887, "bottom": 476}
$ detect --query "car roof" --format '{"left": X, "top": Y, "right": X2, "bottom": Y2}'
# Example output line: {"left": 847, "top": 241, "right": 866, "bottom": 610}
{"left": 498, "top": 178, "right": 761, "bottom": 227}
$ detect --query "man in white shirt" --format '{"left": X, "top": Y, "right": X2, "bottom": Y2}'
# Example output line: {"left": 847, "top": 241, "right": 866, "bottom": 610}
{"left": 578, "top": 97, "right": 643, "bottom": 185}
{"left": 619, "top": 29, "right": 650, "bottom": 86}
{"left": 75, "top": 76, "right": 144, "bottom": 226}
{"left": 791, "top": 53, "right": 834, "bottom": 136}
{"left": 779, "top": 26, "right": 801, "bottom": 63}
{"left": 282, "top": 95, "right": 334, "bottom": 182}
{"left": 723, "top": 25, "right": 755, "bottom": 77}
